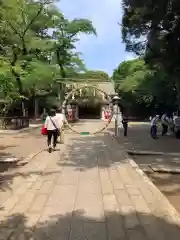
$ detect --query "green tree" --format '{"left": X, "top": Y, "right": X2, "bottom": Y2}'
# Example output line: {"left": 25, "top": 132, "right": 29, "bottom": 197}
{"left": 0, "top": 0, "right": 57, "bottom": 115}
{"left": 0, "top": 0, "right": 96, "bottom": 117}
{"left": 0, "top": 58, "right": 20, "bottom": 114}
{"left": 121, "top": 0, "right": 180, "bottom": 108}
{"left": 113, "top": 59, "right": 176, "bottom": 117}
{"left": 78, "top": 70, "right": 109, "bottom": 81}
{"left": 52, "top": 16, "right": 96, "bottom": 103}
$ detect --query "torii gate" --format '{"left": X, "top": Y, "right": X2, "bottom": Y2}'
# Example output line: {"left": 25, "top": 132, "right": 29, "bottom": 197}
{"left": 55, "top": 78, "right": 117, "bottom": 134}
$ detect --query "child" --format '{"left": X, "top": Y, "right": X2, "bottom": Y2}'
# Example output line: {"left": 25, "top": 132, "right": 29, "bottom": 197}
{"left": 150, "top": 115, "right": 159, "bottom": 139}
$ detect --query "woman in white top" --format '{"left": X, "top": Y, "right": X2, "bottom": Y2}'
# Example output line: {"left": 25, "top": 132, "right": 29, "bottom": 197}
{"left": 44, "top": 109, "right": 60, "bottom": 153}
{"left": 150, "top": 115, "right": 159, "bottom": 139}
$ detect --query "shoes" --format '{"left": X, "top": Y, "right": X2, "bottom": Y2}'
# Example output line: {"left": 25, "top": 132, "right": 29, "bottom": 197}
{"left": 52, "top": 145, "right": 56, "bottom": 151}
{"left": 48, "top": 145, "right": 52, "bottom": 153}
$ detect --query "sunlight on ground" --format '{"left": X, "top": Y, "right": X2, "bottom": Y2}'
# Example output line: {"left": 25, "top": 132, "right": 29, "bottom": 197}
{"left": 128, "top": 122, "right": 149, "bottom": 126}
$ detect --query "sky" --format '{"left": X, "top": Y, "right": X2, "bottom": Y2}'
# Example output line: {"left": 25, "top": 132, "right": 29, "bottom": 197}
{"left": 57, "top": 0, "right": 135, "bottom": 76}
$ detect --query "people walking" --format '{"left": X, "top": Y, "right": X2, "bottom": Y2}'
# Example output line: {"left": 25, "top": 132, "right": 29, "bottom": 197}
{"left": 161, "top": 113, "right": 169, "bottom": 136}
{"left": 150, "top": 115, "right": 159, "bottom": 139}
{"left": 44, "top": 109, "right": 60, "bottom": 153}
{"left": 174, "top": 111, "right": 180, "bottom": 139}
{"left": 55, "top": 108, "right": 65, "bottom": 144}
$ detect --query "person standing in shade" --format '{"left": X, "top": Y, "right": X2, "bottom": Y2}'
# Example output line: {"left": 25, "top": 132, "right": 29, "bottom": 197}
{"left": 174, "top": 111, "right": 180, "bottom": 138}
{"left": 173, "top": 111, "right": 178, "bottom": 132}
{"left": 161, "top": 113, "right": 169, "bottom": 136}
{"left": 150, "top": 115, "right": 159, "bottom": 139}
{"left": 122, "top": 115, "right": 128, "bottom": 137}
{"left": 44, "top": 109, "right": 60, "bottom": 153}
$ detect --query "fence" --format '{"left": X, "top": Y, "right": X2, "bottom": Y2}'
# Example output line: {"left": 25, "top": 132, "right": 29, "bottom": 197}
{"left": 0, "top": 117, "right": 30, "bottom": 130}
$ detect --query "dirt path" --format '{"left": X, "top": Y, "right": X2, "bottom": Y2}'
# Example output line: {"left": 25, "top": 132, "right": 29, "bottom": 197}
{"left": 147, "top": 171, "right": 180, "bottom": 213}
{"left": 0, "top": 128, "right": 45, "bottom": 162}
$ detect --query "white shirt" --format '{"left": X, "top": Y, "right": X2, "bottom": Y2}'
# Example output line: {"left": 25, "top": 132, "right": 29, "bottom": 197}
{"left": 56, "top": 113, "right": 64, "bottom": 129}
{"left": 150, "top": 117, "right": 158, "bottom": 126}
{"left": 173, "top": 115, "right": 178, "bottom": 122}
{"left": 161, "top": 114, "right": 168, "bottom": 125}
{"left": 44, "top": 116, "right": 59, "bottom": 130}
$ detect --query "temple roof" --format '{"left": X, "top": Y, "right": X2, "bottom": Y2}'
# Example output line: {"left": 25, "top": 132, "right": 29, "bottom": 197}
{"left": 97, "top": 81, "right": 115, "bottom": 95}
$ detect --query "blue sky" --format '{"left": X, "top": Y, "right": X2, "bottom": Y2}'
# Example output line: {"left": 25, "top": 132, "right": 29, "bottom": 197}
{"left": 57, "top": 0, "right": 134, "bottom": 76}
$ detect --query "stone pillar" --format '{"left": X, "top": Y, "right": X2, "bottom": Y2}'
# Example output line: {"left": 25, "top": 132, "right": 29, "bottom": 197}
{"left": 101, "top": 106, "right": 105, "bottom": 120}
{"left": 75, "top": 105, "right": 79, "bottom": 120}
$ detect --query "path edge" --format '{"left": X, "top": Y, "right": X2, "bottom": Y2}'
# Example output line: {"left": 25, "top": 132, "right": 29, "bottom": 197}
{"left": 108, "top": 132, "right": 180, "bottom": 225}
{"left": 20, "top": 148, "right": 44, "bottom": 164}
{"left": 127, "top": 156, "right": 180, "bottom": 225}
{"left": 0, "top": 125, "right": 42, "bottom": 135}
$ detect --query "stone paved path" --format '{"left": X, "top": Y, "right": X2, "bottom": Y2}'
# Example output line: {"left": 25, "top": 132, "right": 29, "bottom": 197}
{"left": 0, "top": 121, "right": 180, "bottom": 239}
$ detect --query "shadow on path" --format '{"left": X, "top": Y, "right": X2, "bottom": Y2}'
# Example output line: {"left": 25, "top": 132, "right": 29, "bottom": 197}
{"left": 57, "top": 133, "right": 127, "bottom": 171}
{"left": 109, "top": 125, "right": 180, "bottom": 153}
{"left": 1, "top": 209, "right": 180, "bottom": 239}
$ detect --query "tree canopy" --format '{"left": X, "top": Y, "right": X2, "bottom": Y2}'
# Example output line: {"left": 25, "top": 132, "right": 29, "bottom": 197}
{"left": 113, "top": 59, "right": 177, "bottom": 117}
{"left": 0, "top": 0, "right": 96, "bottom": 116}
{"left": 120, "top": 0, "right": 180, "bottom": 111}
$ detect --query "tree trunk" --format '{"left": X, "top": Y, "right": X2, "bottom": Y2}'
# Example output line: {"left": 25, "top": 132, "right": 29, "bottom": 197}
{"left": 56, "top": 49, "right": 66, "bottom": 105}
{"left": 34, "top": 97, "right": 39, "bottom": 119}
{"left": 175, "top": 81, "right": 180, "bottom": 110}
{"left": 11, "top": 69, "right": 25, "bottom": 116}
{"left": 11, "top": 48, "right": 25, "bottom": 116}
{"left": 59, "top": 63, "right": 66, "bottom": 105}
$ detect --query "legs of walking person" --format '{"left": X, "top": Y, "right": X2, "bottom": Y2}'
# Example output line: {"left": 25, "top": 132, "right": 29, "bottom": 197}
{"left": 150, "top": 126, "right": 153, "bottom": 138}
{"left": 151, "top": 125, "right": 157, "bottom": 139}
{"left": 123, "top": 123, "right": 127, "bottom": 136}
{"left": 165, "top": 125, "right": 168, "bottom": 135}
{"left": 162, "top": 124, "right": 168, "bottom": 136}
{"left": 175, "top": 128, "right": 180, "bottom": 139}
{"left": 52, "top": 130, "right": 58, "bottom": 149}
{"left": 47, "top": 130, "right": 53, "bottom": 152}
{"left": 154, "top": 125, "right": 157, "bottom": 138}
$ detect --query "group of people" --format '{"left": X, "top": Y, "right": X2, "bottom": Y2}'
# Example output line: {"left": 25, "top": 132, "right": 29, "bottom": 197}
{"left": 42, "top": 108, "right": 64, "bottom": 153}
{"left": 150, "top": 111, "right": 180, "bottom": 139}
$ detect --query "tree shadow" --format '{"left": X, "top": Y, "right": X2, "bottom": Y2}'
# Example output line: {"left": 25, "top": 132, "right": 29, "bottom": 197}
{"left": 147, "top": 171, "right": 180, "bottom": 194}
{"left": 127, "top": 147, "right": 180, "bottom": 211}
{"left": 0, "top": 145, "right": 16, "bottom": 151}
{"left": 0, "top": 147, "right": 24, "bottom": 177}
{"left": 146, "top": 171, "right": 180, "bottom": 213}
{"left": 0, "top": 169, "right": 62, "bottom": 192}
{"left": 0, "top": 209, "right": 180, "bottom": 239}
{"left": 108, "top": 125, "right": 180, "bottom": 153}
{"left": 57, "top": 132, "right": 127, "bottom": 171}
{"left": 131, "top": 154, "right": 180, "bottom": 172}
{"left": 0, "top": 145, "right": 18, "bottom": 165}
{"left": 0, "top": 159, "right": 27, "bottom": 174}
{"left": 0, "top": 159, "right": 28, "bottom": 191}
